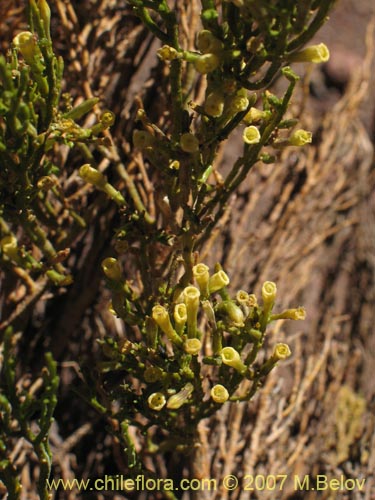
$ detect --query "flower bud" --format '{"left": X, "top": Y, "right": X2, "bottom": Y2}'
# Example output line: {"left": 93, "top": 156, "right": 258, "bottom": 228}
{"left": 166, "top": 383, "right": 194, "bottom": 409}
{"left": 0, "top": 235, "right": 19, "bottom": 260}
{"left": 243, "top": 125, "right": 261, "bottom": 144}
{"left": 37, "top": 0, "right": 51, "bottom": 39}
{"left": 193, "top": 263, "right": 210, "bottom": 296}
{"left": 243, "top": 107, "right": 267, "bottom": 124}
{"left": 202, "top": 300, "right": 216, "bottom": 326}
{"left": 227, "top": 94, "right": 249, "bottom": 114}
{"left": 248, "top": 294, "right": 258, "bottom": 307}
{"left": 183, "top": 338, "right": 202, "bottom": 355}
{"left": 196, "top": 30, "right": 223, "bottom": 54}
{"left": 217, "top": 300, "right": 245, "bottom": 327}
{"left": 208, "top": 270, "right": 230, "bottom": 294}
{"left": 157, "top": 45, "right": 180, "bottom": 61}
{"left": 272, "top": 343, "right": 291, "bottom": 361}
{"left": 180, "top": 133, "right": 199, "bottom": 153}
{"left": 79, "top": 164, "right": 106, "bottom": 188}
{"left": 101, "top": 257, "right": 122, "bottom": 281}
{"left": 204, "top": 90, "right": 225, "bottom": 117}
{"left": 152, "top": 305, "right": 182, "bottom": 346}
{"left": 289, "top": 43, "right": 330, "bottom": 64}
{"left": 193, "top": 53, "right": 220, "bottom": 74}
{"left": 148, "top": 392, "right": 166, "bottom": 411}
{"left": 289, "top": 129, "right": 312, "bottom": 146}
{"left": 221, "top": 347, "right": 246, "bottom": 373}
{"left": 211, "top": 384, "right": 229, "bottom": 403}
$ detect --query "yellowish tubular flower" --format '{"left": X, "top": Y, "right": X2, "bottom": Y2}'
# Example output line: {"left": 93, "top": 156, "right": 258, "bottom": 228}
{"left": 174, "top": 303, "right": 187, "bottom": 325}
{"left": 132, "top": 130, "right": 154, "bottom": 149}
{"left": 208, "top": 270, "right": 230, "bottom": 294}
{"left": 193, "top": 53, "right": 220, "bottom": 74}
{"left": 272, "top": 343, "right": 292, "bottom": 361}
{"left": 144, "top": 366, "right": 163, "bottom": 383}
{"left": 183, "top": 286, "right": 201, "bottom": 338}
{"left": 101, "top": 257, "right": 122, "bottom": 281}
{"left": 221, "top": 347, "right": 246, "bottom": 373}
{"left": 148, "top": 392, "right": 166, "bottom": 411}
{"left": 174, "top": 303, "right": 187, "bottom": 335}
{"left": 271, "top": 306, "right": 306, "bottom": 321}
{"left": 228, "top": 94, "right": 249, "bottom": 114}
{"left": 236, "top": 290, "right": 250, "bottom": 316}
{"left": 157, "top": 45, "right": 180, "bottom": 61}
{"left": 204, "top": 90, "right": 225, "bottom": 117}
{"left": 211, "top": 384, "right": 229, "bottom": 403}
{"left": 152, "top": 305, "right": 182, "bottom": 346}
{"left": 13, "top": 31, "right": 39, "bottom": 65}
{"left": 100, "top": 110, "right": 115, "bottom": 128}
{"left": 180, "top": 133, "right": 199, "bottom": 153}
{"left": 166, "top": 383, "right": 194, "bottom": 409}
{"left": 289, "top": 43, "right": 330, "bottom": 64}
{"left": 183, "top": 338, "right": 202, "bottom": 356}
{"left": 248, "top": 294, "right": 258, "bottom": 307}
{"left": 236, "top": 290, "right": 249, "bottom": 305}
{"left": 37, "top": 0, "right": 51, "bottom": 39}
{"left": 196, "top": 30, "right": 223, "bottom": 54}
{"left": 243, "top": 125, "right": 261, "bottom": 145}
{"left": 243, "top": 107, "right": 266, "bottom": 124}
{"left": 193, "top": 263, "right": 210, "bottom": 296}
{"left": 289, "top": 129, "right": 312, "bottom": 146}
{"left": 0, "top": 235, "right": 19, "bottom": 261}
{"left": 262, "top": 281, "right": 277, "bottom": 310}
{"left": 79, "top": 164, "right": 106, "bottom": 188}
{"left": 79, "top": 165, "right": 125, "bottom": 206}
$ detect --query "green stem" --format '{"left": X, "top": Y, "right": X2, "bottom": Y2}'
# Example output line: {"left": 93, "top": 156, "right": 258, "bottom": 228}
{"left": 116, "top": 163, "right": 155, "bottom": 225}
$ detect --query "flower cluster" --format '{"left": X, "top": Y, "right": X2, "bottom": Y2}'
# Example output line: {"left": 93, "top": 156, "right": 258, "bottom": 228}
{"left": 99, "top": 261, "right": 305, "bottom": 438}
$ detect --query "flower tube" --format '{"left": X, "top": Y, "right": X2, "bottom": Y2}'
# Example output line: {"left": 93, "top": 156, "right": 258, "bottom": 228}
{"left": 289, "top": 43, "right": 330, "bottom": 64}
{"left": 148, "top": 392, "right": 166, "bottom": 411}
{"left": 208, "top": 270, "right": 230, "bottom": 294}
{"left": 174, "top": 303, "right": 187, "bottom": 335}
{"left": 183, "top": 338, "right": 202, "bottom": 356}
{"left": 221, "top": 347, "right": 246, "bottom": 374}
{"left": 193, "top": 263, "right": 210, "bottom": 296}
{"left": 152, "top": 305, "right": 182, "bottom": 346}
{"left": 183, "top": 286, "right": 201, "bottom": 338}
{"left": 211, "top": 384, "right": 229, "bottom": 403}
